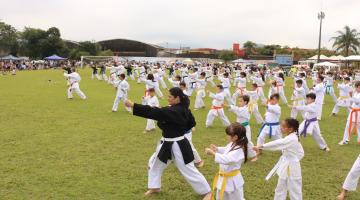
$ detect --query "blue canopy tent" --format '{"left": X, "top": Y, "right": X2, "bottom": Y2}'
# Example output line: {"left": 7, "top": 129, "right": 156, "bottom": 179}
{"left": 1, "top": 55, "right": 20, "bottom": 60}
{"left": 44, "top": 54, "right": 67, "bottom": 60}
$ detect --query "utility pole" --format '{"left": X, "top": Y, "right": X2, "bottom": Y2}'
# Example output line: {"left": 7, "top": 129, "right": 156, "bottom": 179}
{"left": 317, "top": 11, "right": 325, "bottom": 63}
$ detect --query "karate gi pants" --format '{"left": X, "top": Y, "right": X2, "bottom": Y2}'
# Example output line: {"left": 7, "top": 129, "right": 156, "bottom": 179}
{"left": 299, "top": 122, "right": 327, "bottom": 149}
{"left": 215, "top": 187, "right": 244, "bottom": 200}
{"left": 343, "top": 155, "right": 360, "bottom": 191}
{"left": 205, "top": 108, "right": 231, "bottom": 127}
{"left": 274, "top": 178, "right": 302, "bottom": 200}
{"left": 112, "top": 96, "right": 131, "bottom": 112}
{"left": 257, "top": 126, "right": 282, "bottom": 147}
{"left": 194, "top": 90, "right": 205, "bottom": 109}
{"left": 146, "top": 119, "right": 156, "bottom": 130}
{"left": 148, "top": 142, "right": 211, "bottom": 195}
{"left": 184, "top": 132, "right": 202, "bottom": 163}
{"left": 341, "top": 121, "right": 360, "bottom": 142}
{"left": 67, "top": 86, "right": 86, "bottom": 99}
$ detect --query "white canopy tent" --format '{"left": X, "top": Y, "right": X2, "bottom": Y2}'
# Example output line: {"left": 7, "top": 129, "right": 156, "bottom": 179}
{"left": 343, "top": 55, "right": 360, "bottom": 61}
{"left": 313, "top": 61, "right": 340, "bottom": 71}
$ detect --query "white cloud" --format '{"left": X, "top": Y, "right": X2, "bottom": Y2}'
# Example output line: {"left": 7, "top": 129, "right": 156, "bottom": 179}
{"left": 2, "top": 0, "right": 359, "bottom": 49}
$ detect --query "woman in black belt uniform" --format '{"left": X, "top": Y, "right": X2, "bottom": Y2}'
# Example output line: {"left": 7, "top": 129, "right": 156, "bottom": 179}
{"left": 125, "top": 87, "right": 211, "bottom": 199}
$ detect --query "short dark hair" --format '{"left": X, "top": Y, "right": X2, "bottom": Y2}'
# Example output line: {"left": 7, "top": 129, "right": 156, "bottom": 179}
{"left": 200, "top": 72, "right": 206, "bottom": 77}
{"left": 217, "top": 84, "right": 224, "bottom": 90}
{"left": 119, "top": 74, "right": 125, "bottom": 79}
{"left": 344, "top": 77, "right": 350, "bottom": 81}
{"left": 180, "top": 82, "right": 186, "bottom": 87}
{"left": 318, "top": 75, "right": 324, "bottom": 82}
{"left": 355, "top": 81, "right": 360, "bottom": 88}
{"left": 296, "top": 79, "right": 303, "bottom": 85}
{"left": 306, "top": 93, "right": 316, "bottom": 100}
{"left": 240, "top": 72, "right": 246, "bottom": 77}
{"left": 270, "top": 93, "right": 280, "bottom": 100}
{"left": 284, "top": 118, "right": 300, "bottom": 133}
{"left": 240, "top": 95, "right": 250, "bottom": 104}
{"left": 148, "top": 88, "right": 155, "bottom": 93}
{"left": 252, "top": 83, "right": 258, "bottom": 88}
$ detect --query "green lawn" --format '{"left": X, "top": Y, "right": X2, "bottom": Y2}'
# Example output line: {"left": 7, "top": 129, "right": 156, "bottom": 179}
{"left": 0, "top": 69, "right": 359, "bottom": 200}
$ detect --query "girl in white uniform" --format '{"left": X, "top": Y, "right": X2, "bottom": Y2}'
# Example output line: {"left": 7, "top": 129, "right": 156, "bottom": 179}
{"left": 332, "top": 77, "right": 353, "bottom": 115}
{"left": 232, "top": 72, "right": 247, "bottom": 105}
{"left": 324, "top": 72, "right": 337, "bottom": 103}
{"left": 339, "top": 81, "right": 360, "bottom": 145}
{"left": 250, "top": 72, "right": 266, "bottom": 102}
{"left": 291, "top": 93, "right": 330, "bottom": 151}
{"left": 142, "top": 88, "right": 160, "bottom": 133}
{"left": 257, "top": 93, "right": 282, "bottom": 148}
{"left": 112, "top": 74, "right": 131, "bottom": 112}
{"left": 311, "top": 76, "right": 325, "bottom": 120}
{"left": 245, "top": 83, "right": 265, "bottom": 124}
{"left": 218, "top": 72, "right": 234, "bottom": 105}
{"left": 337, "top": 154, "right": 360, "bottom": 200}
{"left": 254, "top": 118, "right": 304, "bottom": 200}
{"left": 206, "top": 85, "right": 231, "bottom": 128}
{"left": 194, "top": 72, "right": 207, "bottom": 110}
{"left": 274, "top": 73, "right": 288, "bottom": 104}
{"left": 205, "top": 122, "right": 250, "bottom": 200}
{"left": 168, "top": 75, "right": 181, "bottom": 88}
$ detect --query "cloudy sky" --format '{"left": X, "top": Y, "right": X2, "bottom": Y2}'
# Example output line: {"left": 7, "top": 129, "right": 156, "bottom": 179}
{"left": 2, "top": 0, "right": 359, "bottom": 49}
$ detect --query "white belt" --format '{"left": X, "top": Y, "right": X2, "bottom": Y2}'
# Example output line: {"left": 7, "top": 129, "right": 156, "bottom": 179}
{"left": 162, "top": 136, "right": 185, "bottom": 142}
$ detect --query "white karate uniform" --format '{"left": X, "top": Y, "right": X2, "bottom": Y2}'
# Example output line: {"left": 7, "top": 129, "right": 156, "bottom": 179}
{"left": 112, "top": 79, "right": 131, "bottom": 112}
{"left": 295, "top": 102, "right": 328, "bottom": 149}
{"left": 214, "top": 143, "right": 246, "bottom": 200}
{"left": 219, "top": 76, "right": 234, "bottom": 105}
{"left": 324, "top": 76, "right": 337, "bottom": 103}
{"left": 168, "top": 77, "right": 180, "bottom": 88}
{"left": 274, "top": 77, "right": 288, "bottom": 104}
{"left": 311, "top": 83, "right": 325, "bottom": 120}
{"left": 342, "top": 154, "right": 360, "bottom": 191}
{"left": 143, "top": 95, "right": 160, "bottom": 130}
{"left": 206, "top": 92, "right": 231, "bottom": 127}
{"left": 245, "top": 90, "right": 265, "bottom": 124}
{"left": 228, "top": 105, "right": 257, "bottom": 158}
{"left": 157, "top": 69, "right": 167, "bottom": 89}
{"left": 262, "top": 133, "right": 304, "bottom": 200}
{"left": 232, "top": 77, "right": 247, "bottom": 104}
{"left": 107, "top": 66, "right": 123, "bottom": 84}
{"left": 257, "top": 104, "right": 282, "bottom": 147}
{"left": 250, "top": 76, "right": 266, "bottom": 101}
{"left": 291, "top": 87, "right": 306, "bottom": 119}
{"left": 332, "top": 83, "right": 352, "bottom": 114}
{"left": 194, "top": 78, "right": 206, "bottom": 109}
{"left": 184, "top": 130, "right": 202, "bottom": 164}
{"left": 341, "top": 92, "right": 360, "bottom": 143}
{"left": 64, "top": 72, "right": 86, "bottom": 99}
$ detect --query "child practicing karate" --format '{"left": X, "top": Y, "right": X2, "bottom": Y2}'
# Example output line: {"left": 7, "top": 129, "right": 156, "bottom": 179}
{"left": 232, "top": 72, "right": 247, "bottom": 105}
{"left": 253, "top": 118, "right": 304, "bottom": 200}
{"left": 290, "top": 79, "right": 306, "bottom": 119}
{"left": 337, "top": 154, "right": 360, "bottom": 200}
{"left": 339, "top": 81, "right": 360, "bottom": 145}
{"left": 226, "top": 95, "right": 257, "bottom": 161}
{"left": 332, "top": 77, "right": 353, "bottom": 116}
{"left": 205, "top": 122, "right": 251, "bottom": 200}
{"left": 206, "top": 85, "right": 231, "bottom": 128}
{"left": 257, "top": 93, "right": 282, "bottom": 148}
{"left": 194, "top": 72, "right": 207, "bottom": 110}
{"left": 245, "top": 83, "right": 265, "bottom": 124}
{"left": 112, "top": 74, "right": 131, "bottom": 112}
{"left": 63, "top": 68, "right": 87, "bottom": 100}
{"left": 142, "top": 88, "right": 160, "bottom": 133}
{"left": 290, "top": 93, "right": 330, "bottom": 152}
{"left": 311, "top": 76, "right": 326, "bottom": 120}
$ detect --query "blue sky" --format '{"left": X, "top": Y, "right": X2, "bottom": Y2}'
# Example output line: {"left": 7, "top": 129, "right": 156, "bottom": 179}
{"left": 2, "top": 0, "right": 359, "bottom": 49}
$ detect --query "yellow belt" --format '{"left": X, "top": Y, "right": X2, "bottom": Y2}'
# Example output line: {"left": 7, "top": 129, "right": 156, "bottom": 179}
{"left": 338, "top": 96, "right": 350, "bottom": 101}
{"left": 293, "top": 97, "right": 304, "bottom": 106}
{"left": 211, "top": 169, "right": 240, "bottom": 200}
{"left": 248, "top": 101, "right": 257, "bottom": 113}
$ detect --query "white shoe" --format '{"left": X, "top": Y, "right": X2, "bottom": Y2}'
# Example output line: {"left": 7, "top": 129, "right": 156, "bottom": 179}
{"left": 338, "top": 140, "right": 348, "bottom": 145}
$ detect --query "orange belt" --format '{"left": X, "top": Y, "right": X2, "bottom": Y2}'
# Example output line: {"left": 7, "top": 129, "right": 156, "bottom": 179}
{"left": 238, "top": 87, "right": 245, "bottom": 95}
{"left": 212, "top": 105, "right": 223, "bottom": 110}
{"left": 348, "top": 108, "right": 360, "bottom": 138}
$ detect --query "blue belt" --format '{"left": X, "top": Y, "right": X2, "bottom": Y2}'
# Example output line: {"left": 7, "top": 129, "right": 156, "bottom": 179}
{"left": 258, "top": 122, "right": 280, "bottom": 139}
{"left": 301, "top": 117, "right": 317, "bottom": 137}
{"left": 326, "top": 85, "right": 333, "bottom": 94}
{"left": 241, "top": 122, "right": 249, "bottom": 127}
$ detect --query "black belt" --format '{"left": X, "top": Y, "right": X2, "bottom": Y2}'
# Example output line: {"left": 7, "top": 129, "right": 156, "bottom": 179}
{"left": 158, "top": 137, "right": 194, "bottom": 164}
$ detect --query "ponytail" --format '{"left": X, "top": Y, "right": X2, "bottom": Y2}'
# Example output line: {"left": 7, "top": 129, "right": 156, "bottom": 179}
{"left": 169, "top": 87, "right": 190, "bottom": 108}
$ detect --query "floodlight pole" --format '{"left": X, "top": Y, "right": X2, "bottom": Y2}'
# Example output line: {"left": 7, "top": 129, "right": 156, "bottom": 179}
{"left": 317, "top": 11, "right": 325, "bottom": 63}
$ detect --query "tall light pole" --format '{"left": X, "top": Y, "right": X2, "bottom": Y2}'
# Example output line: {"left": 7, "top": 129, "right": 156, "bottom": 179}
{"left": 317, "top": 11, "right": 325, "bottom": 63}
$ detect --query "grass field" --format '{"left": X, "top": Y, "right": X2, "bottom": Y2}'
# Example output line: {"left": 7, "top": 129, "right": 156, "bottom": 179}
{"left": 0, "top": 68, "right": 359, "bottom": 200}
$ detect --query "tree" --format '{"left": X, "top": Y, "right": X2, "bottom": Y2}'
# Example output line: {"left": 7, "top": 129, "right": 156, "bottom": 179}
{"left": 331, "top": 26, "right": 360, "bottom": 56}
{"left": 243, "top": 41, "right": 257, "bottom": 56}
{"left": 218, "top": 50, "right": 235, "bottom": 63}
{"left": 77, "top": 41, "right": 101, "bottom": 56}
{"left": 0, "top": 21, "right": 19, "bottom": 55}
{"left": 98, "top": 50, "right": 114, "bottom": 56}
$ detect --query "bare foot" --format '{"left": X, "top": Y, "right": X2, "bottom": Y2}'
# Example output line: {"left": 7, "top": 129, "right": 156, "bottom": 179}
{"left": 144, "top": 189, "right": 160, "bottom": 196}
{"left": 337, "top": 192, "right": 346, "bottom": 200}
{"left": 202, "top": 192, "right": 212, "bottom": 200}
{"left": 324, "top": 147, "right": 331, "bottom": 152}
{"left": 250, "top": 156, "right": 258, "bottom": 162}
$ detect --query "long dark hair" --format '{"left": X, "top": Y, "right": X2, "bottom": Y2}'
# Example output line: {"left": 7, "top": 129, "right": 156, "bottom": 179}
{"left": 225, "top": 122, "right": 248, "bottom": 163}
{"left": 169, "top": 87, "right": 190, "bottom": 108}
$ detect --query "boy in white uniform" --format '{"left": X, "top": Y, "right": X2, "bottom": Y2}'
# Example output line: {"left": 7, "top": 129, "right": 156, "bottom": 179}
{"left": 218, "top": 72, "right": 234, "bottom": 105}
{"left": 250, "top": 72, "right": 266, "bottom": 102}
{"left": 254, "top": 118, "right": 304, "bottom": 200}
{"left": 142, "top": 88, "right": 160, "bottom": 133}
{"left": 257, "top": 94, "right": 282, "bottom": 147}
{"left": 63, "top": 68, "right": 86, "bottom": 100}
{"left": 337, "top": 154, "right": 360, "bottom": 200}
{"left": 206, "top": 85, "right": 231, "bottom": 128}
{"left": 311, "top": 76, "right": 325, "bottom": 120}
{"left": 332, "top": 77, "right": 353, "bottom": 116}
{"left": 168, "top": 75, "right": 181, "bottom": 88}
{"left": 291, "top": 93, "right": 330, "bottom": 151}
{"left": 291, "top": 79, "right": 306, "bottom": 119}
{"left": 324, "top": 72, "right": 337, "bottom": 103}
{"left": 112, "top": 74, "right": 131, "bottom": 112}
{"left": 339, "top": 81, "right": 360, "bottom": 145}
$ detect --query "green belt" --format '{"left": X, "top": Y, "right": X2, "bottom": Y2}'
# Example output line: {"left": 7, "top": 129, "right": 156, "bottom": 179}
{"left": 241, "top": 122, "right": 249, "bottom": 127}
